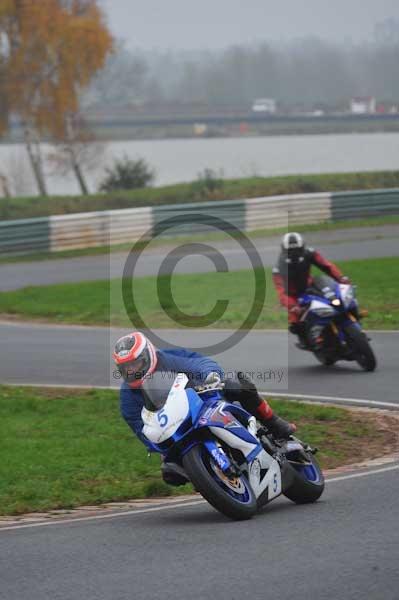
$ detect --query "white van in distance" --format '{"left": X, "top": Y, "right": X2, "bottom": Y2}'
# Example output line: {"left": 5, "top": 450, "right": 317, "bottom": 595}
{"left": 251, "top": 98, "right": 277, "bottom": 114}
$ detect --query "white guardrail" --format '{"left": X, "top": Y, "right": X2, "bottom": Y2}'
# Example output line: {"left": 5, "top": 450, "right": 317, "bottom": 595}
{"left": 49, "top": 207, "right": 153, "bottom": 252}
{"left": 245, "top": 192, "right": 331, "bottom": 230}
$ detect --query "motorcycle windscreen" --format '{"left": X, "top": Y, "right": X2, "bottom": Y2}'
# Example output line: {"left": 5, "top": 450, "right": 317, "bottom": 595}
{"left": 141, "top": 370, "right": 180, "bottom": 412}
{"left": 310, "top": 275, "right": 337, "bottom": 294}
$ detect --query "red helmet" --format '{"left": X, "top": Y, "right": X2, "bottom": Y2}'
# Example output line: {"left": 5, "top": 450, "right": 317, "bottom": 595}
{"left": 113, "top": 332, "right": 158, "bottom": 388}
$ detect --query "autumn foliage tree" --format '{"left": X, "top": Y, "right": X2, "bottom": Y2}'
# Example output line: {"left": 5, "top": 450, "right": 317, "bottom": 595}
{"left": 0, "top": 0, "right": 113, "bottom": 195}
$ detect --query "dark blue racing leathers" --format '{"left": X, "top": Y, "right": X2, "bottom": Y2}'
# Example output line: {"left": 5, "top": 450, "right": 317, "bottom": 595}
{"left": 120, "top": 348, "right": 223, "bottom": 449}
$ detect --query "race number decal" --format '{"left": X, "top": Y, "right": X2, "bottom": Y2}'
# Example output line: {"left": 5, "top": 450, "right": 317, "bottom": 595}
{"left": 157, "top": 409, "right": 168, "bottom": 428}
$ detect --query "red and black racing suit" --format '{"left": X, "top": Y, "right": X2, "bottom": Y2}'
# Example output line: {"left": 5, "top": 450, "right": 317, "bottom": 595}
{"left": 272, "top": 248, "right": 343, "bottom": 325}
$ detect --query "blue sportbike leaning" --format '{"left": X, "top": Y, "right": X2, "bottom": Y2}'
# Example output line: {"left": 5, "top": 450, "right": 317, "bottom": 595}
{"left": 297, "top": 275, "right": 377, "bottom": 372}
{"left": 141, "top": 371, "right": 324, "bottom": 521}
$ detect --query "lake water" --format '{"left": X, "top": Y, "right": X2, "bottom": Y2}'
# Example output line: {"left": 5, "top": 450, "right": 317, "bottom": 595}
{"left": 1, "top": 132, "right": 399, "bottom": 196}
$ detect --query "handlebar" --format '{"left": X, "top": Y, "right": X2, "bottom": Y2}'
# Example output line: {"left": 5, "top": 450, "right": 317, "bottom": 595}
{"left": 194, "top": 382, "right": 225, "bottom": 394}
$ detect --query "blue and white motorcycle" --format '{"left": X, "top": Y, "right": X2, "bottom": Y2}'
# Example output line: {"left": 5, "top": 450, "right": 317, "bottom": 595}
{"left": 141, "top": 371, "right": 324, "bottom": 521}
{"left": 298, "top": 275, "right": 376, "bottom": 372}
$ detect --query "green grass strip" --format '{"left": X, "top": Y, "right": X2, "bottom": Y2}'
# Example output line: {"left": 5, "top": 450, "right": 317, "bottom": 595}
{"left": 0, "top": 386, "right": 388, "bottom": 515}
{"left": 0, "top": 257, "right": 397, "bottom": 329}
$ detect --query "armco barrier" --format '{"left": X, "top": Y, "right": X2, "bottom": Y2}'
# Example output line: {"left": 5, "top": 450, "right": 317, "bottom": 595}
{"left": 49, "top": 206, "right": 153, "bottom": 251}
{"left": 0, "top": 217, "right": 50, "bottom": 254}
{"left": 152, "top": 199, "right": 246, "bottom": 236}
{"left": 245, "top": 192, "right": 331, "bottom": 230}
{"left": 331, "top": 188, "right": 399, "bottom": 221}
{"left": 108, "top": 207, "right": 153, "bottom": 247}
{"left": 0, "top": 188, "right": 398, "bottom": 256}
{"left": 50, "top": 211, "right": 109, "bottom": 252}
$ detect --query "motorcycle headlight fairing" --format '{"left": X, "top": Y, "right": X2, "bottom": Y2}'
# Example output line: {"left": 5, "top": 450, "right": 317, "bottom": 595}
{"left": 310, "top": 300, "right": 336, "bottom": 318}
{"left": 340, "top": 284, "right": 355, "bottom": 308}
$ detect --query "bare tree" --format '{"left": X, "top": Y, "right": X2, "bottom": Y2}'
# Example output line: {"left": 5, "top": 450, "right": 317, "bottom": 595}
{"left": 0, "top": 173, "right": 10, "bottom": 198}
{"left": 6, "top": 150, "right": 36, "bottom": 197}
{"left": 47, "top": 115, "right": 105, "bottom": 195}
{"left": 23, "top": 126, "right": 48, "bottom": 196}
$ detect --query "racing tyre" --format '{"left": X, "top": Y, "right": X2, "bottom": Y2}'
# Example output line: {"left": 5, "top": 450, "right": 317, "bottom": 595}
{"left": 315, "top": 352, "right": 336, "bottom": 367}
{"left": 183, "top": 444, "right": 257, "bottom": 520}
{"left": 345, "top": 323, "right": 377, "bottom": 372}
{"left": 284, "top": 453, "right": 325, "bottom": 504}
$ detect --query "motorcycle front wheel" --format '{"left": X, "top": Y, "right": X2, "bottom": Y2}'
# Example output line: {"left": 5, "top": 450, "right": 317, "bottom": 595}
{"left": 345, "top": 323, "right": 377, "bottom": 372}
{"left": 183, "top": 444, "right": 257, "bottom": 520}
{"left": 314, "top": 351, "right": 336, "bottom": 366}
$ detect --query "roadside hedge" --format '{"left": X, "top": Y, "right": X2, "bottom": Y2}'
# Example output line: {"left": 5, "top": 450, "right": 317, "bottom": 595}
{"left": 2, "top": 170, "right": 399, "bottom": 221}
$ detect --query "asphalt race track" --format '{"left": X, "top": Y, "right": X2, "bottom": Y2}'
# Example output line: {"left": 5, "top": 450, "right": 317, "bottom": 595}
{"left": 0, "top": 322, "right": 398, "bottom": 403}
{"left": 1, "top": 466, "right": 399, "bottom": 600}
{"left": 1, "top": 225, "right": 398, "bottom": 291}
{"left": 0, "top": 224, "right": 398, "bottom": 600}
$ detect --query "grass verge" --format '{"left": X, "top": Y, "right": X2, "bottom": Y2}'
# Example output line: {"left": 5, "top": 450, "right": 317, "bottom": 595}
{"left": 2, "top": 170, "right": 399, "bottom": 221}
{"left": 0, "top": 257, "right": 398, "bottom": 329}
{"left": 0, "top": 214, "right": 398, "bottom": 265}
{"left": 0, "top": 385, "right": 395, "bottom": 516}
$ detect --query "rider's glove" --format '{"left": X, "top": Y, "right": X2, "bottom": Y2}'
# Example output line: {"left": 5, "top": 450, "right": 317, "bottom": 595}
{"left": 339, "top": 276, "right": 351, "bottom": 284}
{"left": 290, "top": 305, "right": 302, "bottom": 316}
{"left": 195, "top": 372, "right": 224, "bottom": 393}
{"left": 204, "top": 372, "right": 222, "bottom": 387}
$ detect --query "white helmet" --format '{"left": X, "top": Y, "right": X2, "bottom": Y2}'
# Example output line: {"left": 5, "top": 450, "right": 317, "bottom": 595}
{"left": 281, "top": 232, "right": 305, "bottom": 264}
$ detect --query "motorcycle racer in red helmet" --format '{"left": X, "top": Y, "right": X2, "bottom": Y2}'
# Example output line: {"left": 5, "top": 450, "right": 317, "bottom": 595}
{"left": 114, "top": 331, "right": 296, "bottom": 486}
{"left": 113, "top": 332, "right": 158, "bottom": 388}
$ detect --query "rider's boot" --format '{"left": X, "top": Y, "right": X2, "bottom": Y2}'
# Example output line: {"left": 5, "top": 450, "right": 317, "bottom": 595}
{"left": 235, "top": 374, "right": 296, "bottom": 440}
{"left": 296, "top": 337, "right": 308, "bottom": 350}
{"left": 266, "top": 415, "right": 297, "bottom": 439}
{"left": 255, "top": 400, "right": 297, "bottom": 440}
{"left": 297, "top": 323, "right": 310, "bottom": 350}
{"left": 161, "top": 460, "right": 189, "bottom": 487}
{"left": 290, "top": 323, "right": 309, "bottom": 350}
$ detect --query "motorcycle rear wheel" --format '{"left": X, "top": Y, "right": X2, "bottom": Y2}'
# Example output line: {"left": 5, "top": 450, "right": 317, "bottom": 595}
{"left": 284, "top": 453, "right": 325, "bottom": 504}
{"left": 183, "top": 444, "right": 257, "bottom": 520}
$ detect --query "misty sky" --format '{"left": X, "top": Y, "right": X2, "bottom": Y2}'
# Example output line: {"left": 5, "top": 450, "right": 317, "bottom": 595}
{"left": 101, "top": 0, "right": 399, "bottom": 50}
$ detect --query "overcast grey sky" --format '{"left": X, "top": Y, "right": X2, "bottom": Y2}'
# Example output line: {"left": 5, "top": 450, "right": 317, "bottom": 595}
{"left": 101, "top": 0, "right": 399, "bottom": 50}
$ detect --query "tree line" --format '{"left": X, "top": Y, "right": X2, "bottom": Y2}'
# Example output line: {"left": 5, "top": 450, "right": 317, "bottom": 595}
{"left": 88, "top": 18, "right": 399, "bottom": 110}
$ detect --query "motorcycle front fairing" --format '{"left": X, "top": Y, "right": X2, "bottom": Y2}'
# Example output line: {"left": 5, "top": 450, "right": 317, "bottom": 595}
{"left": 142, "top": 380, "right": 260, "bottom": 470}
{"left": 141, "top": 373, "right": 203, "bottom": 453}
{"left": 300, "top": 282, "right": 362, "bottom": 336}
{"left": 195, "top": 396, "right": 261, "bottom": 462}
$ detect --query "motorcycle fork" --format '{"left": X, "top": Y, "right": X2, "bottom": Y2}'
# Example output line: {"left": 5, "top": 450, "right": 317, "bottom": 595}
{"left": 204, "top": 438, "right": 243, "bottom": 478}
{"left": 330, "top": 322, "right": 339, "bottom": 336}
{"left": 331, "top": 321, "right": 349, "bottom": 348}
